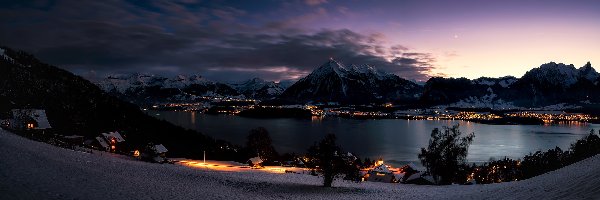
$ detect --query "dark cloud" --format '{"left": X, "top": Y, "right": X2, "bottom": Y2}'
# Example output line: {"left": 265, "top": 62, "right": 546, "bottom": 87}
{"left": 0, "top": 0, "right": 435, "bottom": 82}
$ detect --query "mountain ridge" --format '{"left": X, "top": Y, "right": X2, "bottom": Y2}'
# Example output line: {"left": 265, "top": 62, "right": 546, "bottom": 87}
{"left": 421, "top": 61, "right": 600, "bottom": 107}
{"left": 280, "top": 58, "right": 423, "bottom": 104}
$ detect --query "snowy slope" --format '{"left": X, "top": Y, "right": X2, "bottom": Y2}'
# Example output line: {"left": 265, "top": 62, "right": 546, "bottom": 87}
{"left": 1, "top": 129, "right": 599, "bottom": 199}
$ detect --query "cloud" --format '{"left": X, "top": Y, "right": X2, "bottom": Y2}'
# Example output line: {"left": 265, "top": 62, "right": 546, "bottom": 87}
{"left": 305, "top": 0, "right": 328, "bottom": 6}
{"left": 0, "top": 0, "right": 436, "bottom": 82}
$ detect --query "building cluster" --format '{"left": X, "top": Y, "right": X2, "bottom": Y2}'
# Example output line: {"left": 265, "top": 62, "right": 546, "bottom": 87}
{"left": 1, "top": 109, "right": 52, "bottom": 130}
{"left": 451, "top": 112, "right": 502, "bottom": 121}
{"left": 1, "top": 109, "right": 170, "bottom": 163}
{"left": 361, "top": 159, "right": 434, "bottom": 184}
{"left": 505, "top": 111, "right": 597, "bottom": 123}
{"left": 147, "top": 101, "right": 600, "bottom": 124}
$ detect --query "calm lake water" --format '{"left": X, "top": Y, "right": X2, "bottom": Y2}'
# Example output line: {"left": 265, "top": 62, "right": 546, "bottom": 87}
{"left": 147, "top": 110, "right": 600, "bottom": 165}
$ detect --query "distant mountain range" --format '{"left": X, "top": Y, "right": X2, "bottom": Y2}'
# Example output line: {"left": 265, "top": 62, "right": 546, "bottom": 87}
{"left": 95, "top": 59, "right": 600, "bottom": 108}
{"left": 422, "top": 62, "right": 600, "bottom": 108}
{"left": 97, "top": 74, "right": 290, "bottom": 104}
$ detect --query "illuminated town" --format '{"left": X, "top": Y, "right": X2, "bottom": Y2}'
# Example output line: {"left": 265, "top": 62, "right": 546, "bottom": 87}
{"left": 148, "top": 99, "right": 599, "bottom": 125}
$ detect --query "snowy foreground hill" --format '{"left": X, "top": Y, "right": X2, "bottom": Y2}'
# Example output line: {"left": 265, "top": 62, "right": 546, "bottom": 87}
{"left": 1, "top": 129, "right": 599, "bottom": 200}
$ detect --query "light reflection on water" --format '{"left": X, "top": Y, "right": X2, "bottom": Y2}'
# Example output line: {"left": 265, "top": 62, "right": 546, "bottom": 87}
{"left": 147, "top": 110, "right": 600, "bottom": 164}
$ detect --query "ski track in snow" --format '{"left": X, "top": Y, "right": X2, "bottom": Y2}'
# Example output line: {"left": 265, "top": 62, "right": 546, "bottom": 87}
{"left": 0, "top": 129, "right": 599, "bottom": 200}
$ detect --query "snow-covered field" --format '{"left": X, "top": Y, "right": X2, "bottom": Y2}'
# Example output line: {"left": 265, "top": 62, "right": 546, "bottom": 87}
{"left": 1, "top": 129, "right": 598, "bottom": 200}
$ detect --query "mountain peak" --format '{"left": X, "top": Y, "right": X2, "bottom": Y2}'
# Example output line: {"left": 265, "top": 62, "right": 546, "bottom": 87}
{"left": 522, "top": 61, "right": 599, "bottom": 87}
{"left": 311, "top": 58, "right": 348, "bottom": 78}
{"left": 247, "top": 77, "right": 266, "bottom": 83}
{"left": 579, "top": 62, "right": 598, "bottom": 81}
{"left": 281, "top": 59, "right": 421, "bottom": 103}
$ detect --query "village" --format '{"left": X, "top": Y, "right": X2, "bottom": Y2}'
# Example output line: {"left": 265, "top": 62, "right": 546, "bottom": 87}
{"left": 1, "top": 109, "right": 170, "bottom": 163}
{"left": 0, "top": 108, "right": 437, "bottom": 185}
{"left": 149, "top": 99, "right": 599, "bottom": 124}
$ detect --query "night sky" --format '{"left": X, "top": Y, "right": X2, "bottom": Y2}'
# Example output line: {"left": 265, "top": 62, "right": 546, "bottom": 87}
{"left": 1, "top": 0, "right": 599, "bottom": 82}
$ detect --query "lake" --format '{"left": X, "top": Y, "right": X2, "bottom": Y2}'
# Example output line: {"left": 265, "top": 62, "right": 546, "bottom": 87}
{"left": 147, "top": 110, "right": 600, "bottom": 165}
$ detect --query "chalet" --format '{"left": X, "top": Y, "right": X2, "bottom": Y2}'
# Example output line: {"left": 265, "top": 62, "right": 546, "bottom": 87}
{"left": 95, "top": 136, "right": 110, "bottom": 151}
{"left": 138, "top": 143, "right": 169, "bottom": 163}
{"left": 247, "top": 157, "right": 263, "bottom": 168}
{"left": 1, "top": 119, "right": 9, "bottom": 129}
{"left": 8, "top": 109, "right": 52, "bottom": 130}
{"left": 92, "top": 131, "right": 125, "bottom": 152}
{"left": 101, "top": 131, "right": 125, "bottom": 143}
{"left": 366, "top": 164, "right": 397, "bottom": 183}
{"left": 401, "top": 163, "right": 434, "bottom": 185}
{"left": 398, "top": 162, "right": 424, "bottom": 182}
{"left": 404, "top": 172, "right": 435, "bottom": 185}
{"left": 149, "top": 144, "right": 168, "bottom": 163}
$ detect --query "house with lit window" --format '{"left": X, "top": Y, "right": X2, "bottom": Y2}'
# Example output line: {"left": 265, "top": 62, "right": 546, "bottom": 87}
{"left": 247, "top": 156, "right": 264, "bottom": 168}
{"left": 151, "top": 144, "right": 168, "bottom": 163}
{"left": 140, "top": 143, "right": 169, "bottom": 163}
{"left": 8, "top": 109, "right": 52, "bottom": 131}
{"left": 92, "top": 131, "right": 126, "bottom": 152}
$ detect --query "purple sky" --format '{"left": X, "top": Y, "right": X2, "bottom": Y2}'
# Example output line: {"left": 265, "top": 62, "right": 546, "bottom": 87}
{"left": 1, "top": 0, "right": 599, "bottom": 82}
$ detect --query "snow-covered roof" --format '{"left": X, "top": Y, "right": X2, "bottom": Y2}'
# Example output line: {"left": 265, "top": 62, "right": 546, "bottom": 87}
{"left": 405, "top": 172, "right": 424, "bottom": 182}
{"left": 102, "top": 131, "right": 125, "bottom": 143}
{"left": 393, "top": 172, "right": 406, "bottom": 181}
{"left": 248, "top": 157, "right": 263, "bottom": 164}
{"left": 154, "top": 144, "right": 168, "bottom": 154}
{"left": 11, "top": 109, "right": 52, "bottom": 129}
{"left": 372, "top": 164, "right": 391, "bottom": 173}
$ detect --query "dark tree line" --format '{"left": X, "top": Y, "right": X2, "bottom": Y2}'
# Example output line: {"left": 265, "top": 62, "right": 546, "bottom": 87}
{"left": 418, "top": 125, "right": 600, "bottom": 185}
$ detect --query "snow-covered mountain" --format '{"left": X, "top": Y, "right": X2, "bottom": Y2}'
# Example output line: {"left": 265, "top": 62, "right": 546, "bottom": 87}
{"left": 472, "top": 76, "right": 518, "bottom": 88}
{"left": 98, "top": 74, "right": 216, "bottom": 93}
{"left": 228, "top": 78, "right": 286, "bottom": 99}
{"left": 97, "top": 74, "right": 292, "bottom": 103}
{"left": 422, "top": 62, "right": 600, "bottom": 107}
{"left": 520, "top": 62, "right": 598, "bottom": 88}
{"left": 280, "top": 59, "right": 422, "bottom": 104}
{"left": 97, "top": 74, "right": 240, "bottom": 104}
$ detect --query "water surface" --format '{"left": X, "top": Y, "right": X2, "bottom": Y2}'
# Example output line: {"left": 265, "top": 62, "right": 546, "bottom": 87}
{"left": 148, "top": 111, "right": 599, "bottom": 165}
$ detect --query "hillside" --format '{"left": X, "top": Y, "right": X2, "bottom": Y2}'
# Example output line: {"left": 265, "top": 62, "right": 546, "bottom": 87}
{"left": 0, "top": 47, "right": 236, "bottom": 159}
{"left": 1, "top": 128, "right": 598, "bottom": 199}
